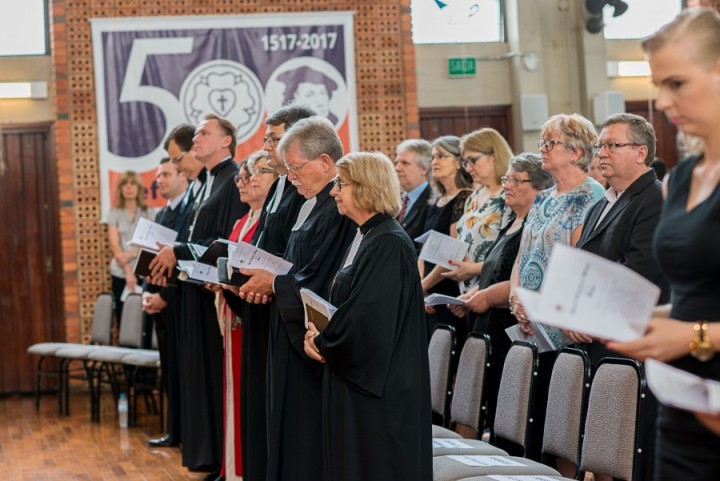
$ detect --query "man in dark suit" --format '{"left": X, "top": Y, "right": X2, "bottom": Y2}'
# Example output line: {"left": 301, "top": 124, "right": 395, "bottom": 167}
{"left": 394, "top": 139, "right": 436, "bottom": 253}
{"left": 142, "top": 156, "right": 188, "bottom": 446}
{"left": 573, "top": 113, "right": 669, "bottom": 481}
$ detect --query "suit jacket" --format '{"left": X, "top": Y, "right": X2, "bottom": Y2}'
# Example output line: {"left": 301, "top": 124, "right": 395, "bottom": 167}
{"left": 576, "top": 169, "right": 669, "bottom": 363}
{"left": 399, "top": 184, "right": 436, "bottom": 254}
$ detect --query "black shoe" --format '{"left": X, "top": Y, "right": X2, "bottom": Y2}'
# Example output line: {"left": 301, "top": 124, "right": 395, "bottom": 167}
{"left": 203, "top": 469, "right": 222, "bottom": 481}
{"left": 147, "top": 434, "right": 179, "bottom": 447}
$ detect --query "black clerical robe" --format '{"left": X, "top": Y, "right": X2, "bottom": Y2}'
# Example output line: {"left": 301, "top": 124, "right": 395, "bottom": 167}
{"left": 223, "top": 176, "right": 305, "bottom": 481}
{"left": 176, "top": 158, "right": 247, "bottom": 470}
{"left": 266, "top": 181, "right": 356, "bottom": 481}
{"left": 314, "top": 214, "right": 432, "bottom": 481}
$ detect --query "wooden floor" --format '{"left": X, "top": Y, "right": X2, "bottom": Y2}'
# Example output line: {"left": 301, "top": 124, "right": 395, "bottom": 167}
{"left": 0, "top": 388, "right": 207, "bottom": 481}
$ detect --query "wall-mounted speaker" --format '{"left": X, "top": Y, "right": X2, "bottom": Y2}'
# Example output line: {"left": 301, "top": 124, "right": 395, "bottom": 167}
{"left": 521, "top": 94, "right": 548, "bottom": 132}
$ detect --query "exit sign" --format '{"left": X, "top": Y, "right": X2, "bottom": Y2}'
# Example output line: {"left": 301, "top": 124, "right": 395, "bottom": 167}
{"left": 448, "top": 57, "right": 476, "bottom": 77}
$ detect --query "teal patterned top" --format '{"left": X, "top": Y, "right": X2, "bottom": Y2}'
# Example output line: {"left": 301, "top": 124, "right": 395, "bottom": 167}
{"left": 455, "top": 188, "right": 510, "bottom": 292}
{"left": 518, "top": 177, "right": 606, "bottom": 344}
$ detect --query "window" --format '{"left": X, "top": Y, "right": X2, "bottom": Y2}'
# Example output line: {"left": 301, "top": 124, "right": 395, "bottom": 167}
{"left": 603, "top": 0, "right": 682, "bottom": 40}
{"left": 411, "top": 0, "right": 504, "bottom": 44}
{"left": 0, "top": 1, "right": 48, "bottom": 55}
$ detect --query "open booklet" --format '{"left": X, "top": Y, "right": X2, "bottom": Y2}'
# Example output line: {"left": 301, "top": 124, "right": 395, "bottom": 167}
{"left": 504, "top": 324, "right": 571, "bottom": 354}
{"left": 177, "top": 260, "right": 218, "bottom": 284}
{"left": 228, "top": 240, "right": 293, "bottom": 275}
{"left": 197, "top": 239, "right": 237, "bottom": 266}
{"left": 645, "top": 359, "right": 720, "bottom": 415}
{"left": 127, "top": 217, "right": 178, "bottom": 251}
{"left": 424, "top": 293, "right": 465, "bottom": 306}
{"left": 300, "top": 288, "right": 337, "bottom": 331}
{"left": 515, "top": 244, "right": 660, "bottom": 343}
{"left": 415, "top": 230, "right": 470, "bottom": 270}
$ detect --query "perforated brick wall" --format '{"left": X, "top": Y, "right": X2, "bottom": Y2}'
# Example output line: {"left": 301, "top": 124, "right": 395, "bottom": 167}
{"left": 51, "top": 0, "right": 419, "bottom": 342}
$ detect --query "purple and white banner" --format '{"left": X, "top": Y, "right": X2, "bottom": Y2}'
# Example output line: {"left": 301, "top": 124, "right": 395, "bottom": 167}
{"left": 91, "top": 12, "right": 357, "bottom": 217}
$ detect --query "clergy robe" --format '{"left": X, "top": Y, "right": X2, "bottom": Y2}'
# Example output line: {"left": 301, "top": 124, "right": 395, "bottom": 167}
{"left": 267, "top": 181, "right": 356, "bottom": 481}
{"left": 224, "top": 176, "right": 305, "bottom": 481}
{"left": 314, "top": 213, "right": 432, "bottom": 481}
{"left": 174, "top": 158, "right": 247, "bottom": 470}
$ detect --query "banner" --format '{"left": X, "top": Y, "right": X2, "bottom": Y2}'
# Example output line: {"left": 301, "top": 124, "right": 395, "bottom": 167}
{"left": 91, "top": 12, "right": 357, "bottom": 218}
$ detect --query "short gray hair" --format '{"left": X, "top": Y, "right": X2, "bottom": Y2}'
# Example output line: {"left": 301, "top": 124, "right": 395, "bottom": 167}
{"left": 509, "top": 153, "right": 554, "bottom": 191}
{"left": 277, "top": 117, "right": 343, "bottom": 163}
{"left": 396, "top": 138, "right": 432, "bottom": 173}
{"left": 600, "top": 113, "right": 656, "bottom": 166}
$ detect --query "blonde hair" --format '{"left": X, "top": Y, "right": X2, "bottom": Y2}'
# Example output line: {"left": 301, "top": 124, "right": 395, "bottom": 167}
{"left": 459, "top": 128, "right": 513, "bottom": 185}
{"left": 336, "top": 152, "right": 401, "bottom": 217}
{"left": 114, "top": 170, "right": 146, "bottom": 209}
{"left": 541, "top": 113, "right": 598, "bottom": 171}
{"left": 642, "top": 8, "right": 720, "bottom": 69}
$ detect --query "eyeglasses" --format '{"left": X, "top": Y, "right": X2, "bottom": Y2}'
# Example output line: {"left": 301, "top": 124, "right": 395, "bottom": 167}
{"left": 234, "top": 174, "right": 251, "bottom": 184}
{"left": 332, "top": 177, "right": 351, "bottom": 192}
{"left": 285, "top": 158, "right": 317, "bottom": 175}
{"left": 262, "top": 136, "right": 282, "bottom": 146}
{"left": 170, "top": 152, "right": 186, "bottom": 164}
{"left": 501, "top": 176, "right": 533, "bottom": 187}
{"left": 537, "top": 139, "right": 568, "bottom": 152}
{"left": 251, "top": 167, "right": 275, "bottom": 177}
{"left": 593, "top": 142, "right": 641, "bottom": 155}
{"left": 461, "top": 155, "right": 483, "bottom": 169}
{"left": 431, "top": 152, "right": 456, "bottom": 161}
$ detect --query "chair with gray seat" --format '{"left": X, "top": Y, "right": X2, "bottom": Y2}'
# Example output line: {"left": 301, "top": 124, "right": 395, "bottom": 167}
{"left": 437, "top": 351, "right": 643, "bottom": 481}
{"left": 433, "top": 342, "right": 561, "bottom": 481}
{"left": 432, "top": 333, "right": 508, "bottom": 457}
{"left": 121, "top": 326, "right": 162, "bottom": 427}
{"left": 429, "top": 324, "right": 457, "bottom": 428}
{"left": 27, "top": 292, "right": 113, "bottom": 414}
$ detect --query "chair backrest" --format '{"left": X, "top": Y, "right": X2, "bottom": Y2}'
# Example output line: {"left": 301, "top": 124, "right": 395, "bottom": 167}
{"left": 493, "top": 341, "right": 538, "bottom": 455}
{"left": 90, "top": 292, "right": 114, "bottom": 345}
{"left": 449, "top": 333, "right": 490, "bottom": 435}
{"left": 542, "top": 348, "right": 591, "bottom": 469}
{"left": 580, "top": 358, "right": 643, "bottom": 481}
{"left": 151, "top": 324, "right": 158, "bottom": 350}
{"left": 428, "top": 324, "right": 456, "bottom": 423}
{"left": 117, "top": 293, "right": 144, "bottom": 348}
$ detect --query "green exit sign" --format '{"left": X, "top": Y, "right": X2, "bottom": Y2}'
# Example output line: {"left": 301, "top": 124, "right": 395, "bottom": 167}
{"left": 448, "top": 57, "right": 476, "bottom": 77}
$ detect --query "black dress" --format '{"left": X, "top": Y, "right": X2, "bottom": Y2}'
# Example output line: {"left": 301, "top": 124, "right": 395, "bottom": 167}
{"left": 315, "top": 213, "right": 432, "bottom": 481}
{"left": 266, "top": 181, "right": 357, "bottom": 481}
{"left": 425, "top": 190, "right": 472, "bottom": 339}
{"left": 652, "top": 155, "right": 720, "bottom": 481}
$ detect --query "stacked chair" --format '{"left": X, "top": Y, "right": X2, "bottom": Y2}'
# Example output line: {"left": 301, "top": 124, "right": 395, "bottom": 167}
{"left": 27, "top": 292, "right": 114, "bottom": 414}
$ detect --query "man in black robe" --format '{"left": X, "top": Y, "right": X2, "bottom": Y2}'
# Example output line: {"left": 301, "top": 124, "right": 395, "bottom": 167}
{"left": 150, "top": 114, "right": 247, "bottom": 475}
{"left": 222, "top": 104, "right": 316, "bottom": 481}
{"left": 238, "top": 117, "right": 356, "bottom": 481}
{"left": 142, "top": 156, "right": 188, "bottom": 447}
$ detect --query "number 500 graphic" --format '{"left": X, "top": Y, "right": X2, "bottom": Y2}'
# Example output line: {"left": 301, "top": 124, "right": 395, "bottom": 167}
{"left": 91, "top": 12, "right": 357, "bottom": 216}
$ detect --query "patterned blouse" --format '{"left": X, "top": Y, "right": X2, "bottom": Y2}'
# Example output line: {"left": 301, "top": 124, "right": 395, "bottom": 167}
{"left": 455, "top": 187, "right": 509, "bottom": 292}
{"left": 518, "top": 177, "right": 606, "bottom": 344}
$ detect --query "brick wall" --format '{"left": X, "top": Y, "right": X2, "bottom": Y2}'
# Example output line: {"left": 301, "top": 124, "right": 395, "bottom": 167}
{"left": 50, "top": 0, "right": 420, "bottom": 342}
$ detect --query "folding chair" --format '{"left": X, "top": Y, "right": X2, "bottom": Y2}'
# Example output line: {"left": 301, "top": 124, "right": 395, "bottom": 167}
{"left": 27, "top": 292, "right": 113, "bottom": 414}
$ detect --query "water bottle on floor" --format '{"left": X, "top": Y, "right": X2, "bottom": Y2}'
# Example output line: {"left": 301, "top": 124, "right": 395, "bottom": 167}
{"left": 118, "top": 393, "right": 128, "bottom": 428}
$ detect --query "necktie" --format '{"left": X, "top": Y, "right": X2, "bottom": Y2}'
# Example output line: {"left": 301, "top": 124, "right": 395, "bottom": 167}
{"left": 397, "top": 194, "right": 409, "bottom": 222}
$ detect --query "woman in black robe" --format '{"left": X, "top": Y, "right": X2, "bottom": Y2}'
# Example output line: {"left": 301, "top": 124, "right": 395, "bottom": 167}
{"left": 304, "top": 152, "right": 432, "bottom": 481}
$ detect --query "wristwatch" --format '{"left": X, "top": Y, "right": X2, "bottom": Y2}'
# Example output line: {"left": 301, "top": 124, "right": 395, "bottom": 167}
{"left": 689, "top": 322, "right": 715, "bottom": 362}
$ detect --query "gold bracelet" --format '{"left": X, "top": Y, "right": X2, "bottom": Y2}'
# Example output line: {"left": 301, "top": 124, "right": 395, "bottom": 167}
{"left": 689, "top": 321, "right": 715, "bottom": 362}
